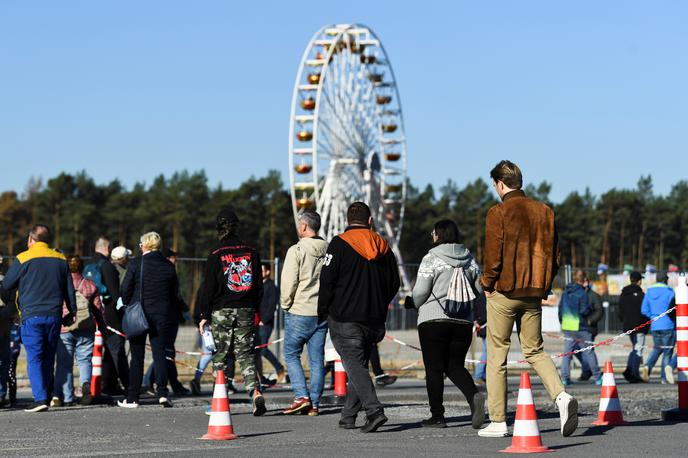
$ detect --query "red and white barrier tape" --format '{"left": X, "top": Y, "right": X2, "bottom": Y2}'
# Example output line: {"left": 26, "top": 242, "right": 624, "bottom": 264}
{"left": 383, "top": 306, "right": 677, "bottom": 367}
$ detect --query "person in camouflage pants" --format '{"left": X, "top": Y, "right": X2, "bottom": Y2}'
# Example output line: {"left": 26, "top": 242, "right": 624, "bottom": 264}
{"left": 211, "top": 307, "right": 258, "bottom": 394}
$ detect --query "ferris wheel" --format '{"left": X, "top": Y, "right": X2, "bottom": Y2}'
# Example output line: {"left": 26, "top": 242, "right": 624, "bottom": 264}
{"left": 288, "top": 24, "right": 408, "bottom": 282}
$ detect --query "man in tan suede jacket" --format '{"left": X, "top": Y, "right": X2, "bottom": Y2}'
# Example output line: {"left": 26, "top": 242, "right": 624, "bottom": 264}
{"left": 478, "top": 160, "right": 578, "bottom": 439}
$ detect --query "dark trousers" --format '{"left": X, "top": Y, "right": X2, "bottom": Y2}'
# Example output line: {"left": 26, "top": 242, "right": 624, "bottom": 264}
{"left": 328, "top": 318, "right": 385, "bottom": 421}
{"left": 127, "top": 314, "right": 174, "bottom": 402}
{"left": 144, "top": 321, "right": 184, "bottom": 391}
{"left": 369, "top": 344, "right": 383, "bottom": 376}
{"left": 418, "top": 320, "right": 477, "bottom": 417}
{"left": 102, "top": 332, "right": 130, "bottom": 390}
{"left": 255, "top": 323, "right": 283, "bottom": 376}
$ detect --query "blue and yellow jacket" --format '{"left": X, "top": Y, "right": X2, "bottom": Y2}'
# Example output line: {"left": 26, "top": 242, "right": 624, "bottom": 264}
{"left": 0, "top": 242, "right": 76, "bottom": 321}
{"left": 558, "top": 282, "right": 592, "bottom": 332}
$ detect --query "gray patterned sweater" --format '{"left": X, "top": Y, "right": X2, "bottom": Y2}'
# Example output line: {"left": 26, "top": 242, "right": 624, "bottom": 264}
{"left": 412, "top": 243, "right": 483, "bottom": 326}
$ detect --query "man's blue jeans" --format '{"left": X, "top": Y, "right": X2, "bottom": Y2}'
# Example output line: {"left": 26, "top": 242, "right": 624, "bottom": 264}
{"left": 55, "top": 330, "right": 95, "bottom": 402}
{"left": 646, "top": 329, "right": 675, "bottom": 381}
{"left": 560, "top": 330, "right": 600, "bottom": 381}
{"left": 284, "top": 313, "right": 328, "bottom": 407}
{"left": 474, "top": 336, "right": 487, "bottom": 381}
{"left": 21, "top": 315, "right": 61, "bottom": 402}
{"left": 0, "top": 334, "right": 11, "bottom": 398}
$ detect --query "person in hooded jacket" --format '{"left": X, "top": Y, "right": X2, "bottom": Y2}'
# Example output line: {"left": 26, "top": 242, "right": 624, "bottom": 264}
{"left": 280, "top": 211, "right": 329, "bottom": 416}
{"left": 412, "top": 219, "right": 486, "bottom": 429}
{"left": 640, "top": 275, "right": 676, "bottom": 383}
{"left": 618, "top": 271, "right": 648, "bottom": 383}
{"left": 318, "top": 202, "right": 400, "bottom": 433}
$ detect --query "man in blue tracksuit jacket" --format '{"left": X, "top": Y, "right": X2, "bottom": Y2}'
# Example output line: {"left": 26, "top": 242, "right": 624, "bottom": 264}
{"left": 640, "top": 276, "right": 676, "bottom": 383}
{"left": 0, "top": 225, "right": 76, "bottom": 412}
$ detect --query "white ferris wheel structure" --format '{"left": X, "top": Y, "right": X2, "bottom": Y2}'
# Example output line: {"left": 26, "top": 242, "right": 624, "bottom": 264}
{"left": 288, "top": 23, "right": 410, "bottom": 289}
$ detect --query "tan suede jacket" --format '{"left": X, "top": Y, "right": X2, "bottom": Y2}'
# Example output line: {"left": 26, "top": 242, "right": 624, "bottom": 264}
{"left": 480, "top": 190, "right": 560, "bottom": 299}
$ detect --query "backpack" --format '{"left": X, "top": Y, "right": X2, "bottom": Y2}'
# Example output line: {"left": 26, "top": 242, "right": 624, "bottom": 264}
{"left": 434, "top": 266, "right": 478, "bottom": 321}
{"left": 66, "top": 279, "right": 95, "bottom": 332}
{"left": 83, "top": 259, "right": 109, "bottom": 298}
{"left": 559, "top": 285, "right": 589, "bottom": 332}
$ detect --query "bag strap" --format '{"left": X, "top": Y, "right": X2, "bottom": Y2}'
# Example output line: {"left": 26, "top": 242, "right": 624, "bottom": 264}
{"left": 139, "top": 255, "right": 144, "bottom": 306}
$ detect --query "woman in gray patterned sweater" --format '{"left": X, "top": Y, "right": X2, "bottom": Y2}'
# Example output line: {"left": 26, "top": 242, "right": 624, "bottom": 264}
{"left": 412, "top": 219, "right": 486, "bottom": 429}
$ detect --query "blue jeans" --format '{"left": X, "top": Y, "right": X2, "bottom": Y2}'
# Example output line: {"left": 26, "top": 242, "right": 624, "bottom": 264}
{"left": 646, "top": 329, "right": 675, "bottom": 381}
{"left": 284, "top": 313, "right": 328, "bottom": 407}
{"left": 54, "top": 330, "right": 95, "bottom": 402}
{"left": 626, "top": 333, "right": 646, "bottom": 379}
{"left": 560, "top": 330, "right": 600, "bottom": 381}
{"left": 474, "top": 336, "right": 487, "bottom": 380}
{"left": 21, "top": 315, "right": 62, "bottom": 402}
{"left": 0, "top": 334, "right": 10, "bottom": 398}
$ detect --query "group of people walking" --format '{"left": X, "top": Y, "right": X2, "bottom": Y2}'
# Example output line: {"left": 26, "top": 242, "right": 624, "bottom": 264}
{"left": 0, "top": 159, "right": 585, "bottom": 440}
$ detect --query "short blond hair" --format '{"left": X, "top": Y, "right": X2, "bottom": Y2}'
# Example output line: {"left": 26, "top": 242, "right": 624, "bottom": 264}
{"left": 140, "top": 231, "right": 162, "bottom": 251}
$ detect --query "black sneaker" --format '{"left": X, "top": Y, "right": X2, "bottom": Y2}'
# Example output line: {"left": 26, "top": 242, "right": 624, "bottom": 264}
{"left": 469, "top": 391, "right": 486, "bottom": 429}
{"left": 339, "top": 419, "right": 358, "bottom": 429}
{"left": 81, "top": 382, "right": 92, "bottom": 405}
{"left": 360, "top": 410, "right": 387, "bottom": 433}
{"left": 173, "top": 385, "right": 190, "bottom": 396}
{"left": 252, "top": 391, "right": 267, "bottom": 416}
{"left": 421, "top": 416, "right": 447, "bottom": 428}
{"left": 24, "top": 402, "right": 49, "bottom": 413}
{"left": 578, "top": 371, "right": 592, "bottom": 382}
{"left": 189, "top": 379, "right": 201, "bottom": 396}
{"left": 375, "top": 374, "right": 398, "bottom": 387}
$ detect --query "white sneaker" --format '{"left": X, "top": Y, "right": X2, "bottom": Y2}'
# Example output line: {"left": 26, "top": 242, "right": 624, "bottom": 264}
{"left": 478, "top": 421, "right": 509, "bottom": 437}
{"left": 117, "top": 400, "right": 139, "bottom": 409}
{"left": 640, "top": 366, "right": 650, "bottom": 382}
{"left": 555, "top": 391, "right": 578, "bottom": 437}
{"left": 159, "top": 397, "right": 173, "bottom": 408}
{"left": 664, "top": 365, "right": 675, "bottom": 384}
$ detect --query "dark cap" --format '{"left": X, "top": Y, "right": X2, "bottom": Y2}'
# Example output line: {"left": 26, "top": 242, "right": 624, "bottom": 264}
{"left": 630, "top": 271, "right": 643, "bottom": 282}
{"left": 216, "top": 206, "right": 239, "bottom": 225}
{"left": 161, "top": 247, "right": 177, "bottom": 259}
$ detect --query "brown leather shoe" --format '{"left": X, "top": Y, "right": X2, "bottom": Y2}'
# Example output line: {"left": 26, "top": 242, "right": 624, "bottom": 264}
{"left": 283, "top": 397, "right": 311, "bottom": 415}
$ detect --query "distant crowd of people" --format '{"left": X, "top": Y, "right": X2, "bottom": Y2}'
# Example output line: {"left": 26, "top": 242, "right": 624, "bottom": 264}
{"left": 0, "top": 159, "right": 682, "bottom": 439}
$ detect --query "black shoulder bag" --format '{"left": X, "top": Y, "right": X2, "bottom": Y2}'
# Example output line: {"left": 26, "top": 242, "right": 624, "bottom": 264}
{"left": 122, "top": 256, "right": 150, "bottom": 338}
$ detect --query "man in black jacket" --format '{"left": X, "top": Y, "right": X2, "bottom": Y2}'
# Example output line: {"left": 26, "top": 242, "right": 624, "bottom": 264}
{"left": 89, "top": 237, "right": 129, "bottom": 394}
{"left": 198, "top": 207, "right": 266, "bottom": 416}
{"left": 618, "top": 271, "right": 648, "bottom": 383}
{"left": 318, "top": 202, "right": 400, "bottom": 433}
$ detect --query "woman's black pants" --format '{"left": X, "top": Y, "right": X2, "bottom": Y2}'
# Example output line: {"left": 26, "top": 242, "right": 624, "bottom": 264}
{"left": 418, "top": 320, "right": 478, "bottom": 417}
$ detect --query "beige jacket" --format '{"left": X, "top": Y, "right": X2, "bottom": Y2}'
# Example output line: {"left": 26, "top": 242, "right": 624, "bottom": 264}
{"left": 280, "top": 236, "right": 328, "bottom": 316}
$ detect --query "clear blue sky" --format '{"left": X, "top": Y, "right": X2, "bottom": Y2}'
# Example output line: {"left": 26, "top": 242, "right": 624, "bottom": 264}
{"left": 1, "top": 1, "right": 686, "bottom": 202}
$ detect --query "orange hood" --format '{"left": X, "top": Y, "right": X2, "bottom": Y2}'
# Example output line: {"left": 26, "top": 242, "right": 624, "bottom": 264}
{"left": 339, "top": 228, "right": 390, "bottom": 261}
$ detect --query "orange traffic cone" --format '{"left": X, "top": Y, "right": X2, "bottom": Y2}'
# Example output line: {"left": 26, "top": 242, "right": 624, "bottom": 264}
{"left": 334, "top": 359, "right": 347, "bottom": 399}
{"left": 200, "top": 370, "right": 238, "bottom": 440}
{"left": 593, "top": 361, "right": 626, "bottom": 426}
{"left": 90, "top": 329, "right": 103, "bottom": 398}
{"left": 500, "top": 372, "right": 553, "bottom": 454}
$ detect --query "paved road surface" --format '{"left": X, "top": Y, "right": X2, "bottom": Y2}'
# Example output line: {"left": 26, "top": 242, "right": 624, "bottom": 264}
{"left": 1, "top": 378, "right": 685, "bottom": 456}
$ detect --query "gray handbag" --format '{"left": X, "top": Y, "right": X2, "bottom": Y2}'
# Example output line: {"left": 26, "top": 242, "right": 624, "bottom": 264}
{"left": 122, "top": 256, "right": 149, "bottom": 338}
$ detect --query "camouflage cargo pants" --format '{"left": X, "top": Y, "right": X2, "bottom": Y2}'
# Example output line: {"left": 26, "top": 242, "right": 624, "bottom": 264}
{"left": 211, "top": 307, "right": 258, "bottom": 393}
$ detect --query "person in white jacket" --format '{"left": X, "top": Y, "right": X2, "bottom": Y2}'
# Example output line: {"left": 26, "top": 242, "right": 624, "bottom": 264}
{"left": 280, "top": 211, "right": 329, "bottom": 416}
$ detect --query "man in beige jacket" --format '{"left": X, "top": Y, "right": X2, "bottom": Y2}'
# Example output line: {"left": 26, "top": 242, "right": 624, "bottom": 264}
{"left": 280, "top": 211, "right": 329, "bottom": 415}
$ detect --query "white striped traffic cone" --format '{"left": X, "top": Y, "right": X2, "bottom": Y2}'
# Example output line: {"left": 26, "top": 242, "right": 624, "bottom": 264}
{"left": 90, "top": 329, "right": 103, "bottom": 398}
{"left": 593, "top": 361, "right": 625, "bottom": 426}
{"left": 334, "top": 359, "right": 347, "bottom": 399}
{"left": 663, "top": 273, "right": 688, "bottom": 421}
{"left": 200, "top": 370, "right": 238, "bottom": 440}
{"left": 500, "top": 372, "right": 553, "bottom": 454}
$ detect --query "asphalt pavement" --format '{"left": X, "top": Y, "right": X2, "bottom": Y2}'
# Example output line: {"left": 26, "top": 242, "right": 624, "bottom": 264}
{"left": 1, "top": 377, "right": 686, "bottom": 457}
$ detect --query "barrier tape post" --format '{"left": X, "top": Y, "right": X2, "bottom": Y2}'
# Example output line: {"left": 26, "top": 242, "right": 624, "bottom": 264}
{"left": 90, "top": 329, "right": 103, "bottom": 399}
{"left": 663, "top": 273, "right": 688, "bottom": 421}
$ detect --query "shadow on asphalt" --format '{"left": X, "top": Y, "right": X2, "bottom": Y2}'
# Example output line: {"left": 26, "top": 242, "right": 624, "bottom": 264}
{"left": 239, "top": 430, "right": 291, "bottom": 439}
{"left": 549, "top": 442, "right": 593, "bottom": 450}
{"left": 580, "top": 418, "right": 669, "bottom": 436}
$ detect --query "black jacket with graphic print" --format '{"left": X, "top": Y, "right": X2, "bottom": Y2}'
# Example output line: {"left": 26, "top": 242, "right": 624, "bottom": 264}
{"left": 200, "top": 238, "right": 263, "bottom": 321}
